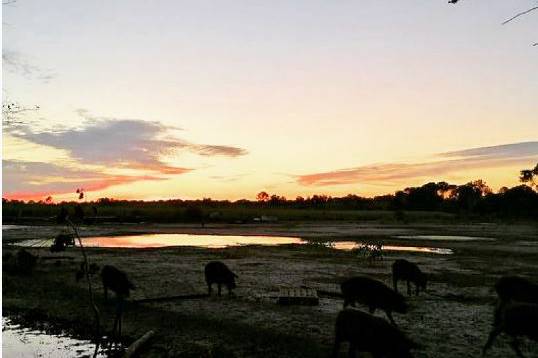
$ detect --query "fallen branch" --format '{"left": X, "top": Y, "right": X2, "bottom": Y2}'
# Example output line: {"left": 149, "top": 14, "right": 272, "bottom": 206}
{"left": 123, "top": 330, "right": 155, "bottom": 358}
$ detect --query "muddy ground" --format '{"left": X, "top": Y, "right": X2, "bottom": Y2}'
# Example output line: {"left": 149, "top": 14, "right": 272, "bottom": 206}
{"left": 3, "top": 222, "right": 538, "bottom": 357}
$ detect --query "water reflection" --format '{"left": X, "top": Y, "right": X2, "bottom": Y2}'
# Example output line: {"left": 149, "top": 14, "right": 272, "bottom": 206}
{"left": 329, "top": 241, "right": 453, "bottom": 255}
{"left": 2, "top": 317, "right": 105, "bottom": 357}
{"left": 13, "top": 234, "right": 452, "bottom": 254}
{"left": 82, "top": 234, "right": 304, "bottom": 248}
{"left": 15, "top": 234, "right": 303, "bottom": 249}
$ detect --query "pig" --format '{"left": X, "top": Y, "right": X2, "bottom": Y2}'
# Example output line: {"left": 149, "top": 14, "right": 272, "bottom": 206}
{"left": 332, "top": 309, "right": 417, "bottom": 358}
{"left": 483, "top": 303, "right": 538, "bottom": 357}
{"left": 341, "top": 276, "right": 407, "bottom": 325}
{"left": 495, "top": 276, "right": 538, "bottom": 304}
{"left": 494, "top": 276, "right": 538, "bottom": 325}
{"left": 101, "top": 265, "right": 135, "bottom": 300}
{"left": 392, "top": 259, "right": 427, "bottom": 296}
{"left": 205, "top": 261, "right": 238, "bottom": 296}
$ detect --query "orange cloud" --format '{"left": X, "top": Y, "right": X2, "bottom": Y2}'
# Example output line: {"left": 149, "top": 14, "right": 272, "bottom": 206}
{"left": 297, "top": 142, "right": 538, "bottom": 186}
{"left": 2, "top": 160, "right": 167, "bottom": 201}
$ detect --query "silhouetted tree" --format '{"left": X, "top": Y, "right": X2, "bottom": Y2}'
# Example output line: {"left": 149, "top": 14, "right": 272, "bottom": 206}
{"left": 520, "top": 163, "right": 538, "bottom": 190}
{"left": 269, "top": 194, "right": 286, "bottom": 206}
{"left": 404, "top": 182, "right": 444, "bottom": 211}
{"left": 455, "top": 180, "right": 491, "bottom": 212}
{"left": 256, "top": 191, "right": 270, "bottom": 202}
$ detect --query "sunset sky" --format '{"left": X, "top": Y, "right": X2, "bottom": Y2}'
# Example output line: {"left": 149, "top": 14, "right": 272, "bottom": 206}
{"left": 2, "top": 0, "right": 537, "bottom": 202}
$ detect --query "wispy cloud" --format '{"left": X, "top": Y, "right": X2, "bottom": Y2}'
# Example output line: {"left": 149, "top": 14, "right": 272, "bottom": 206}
{"left": 297, "top": 142, "right": 538, "bottom": 186}
{"left": 9, "top": 111, "right": 247, "bottom": 175}
{"left": 209, "top": 174, "right": 249, "bottom": 182}
{"left": 439, "top": 141, "right": 538, "bottom": 159}
{"left": 2, "top": 160, "right": 165, "bottom": 200}
{"left": 3, "top": 110, "right": 248, "bottom": 200}
{"left": 2, "top": 50, "right": 56, "bottom": 83}
{"left": 190, "top": 144, "right": 247, "bottom": 157}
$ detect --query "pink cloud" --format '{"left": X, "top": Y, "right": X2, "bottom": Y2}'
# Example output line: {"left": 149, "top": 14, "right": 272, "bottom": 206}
{"left": 296, "top": 142, "right": 538, "bottom": 186}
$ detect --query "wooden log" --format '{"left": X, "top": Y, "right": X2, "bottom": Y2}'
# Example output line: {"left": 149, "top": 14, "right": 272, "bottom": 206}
{"left": 277, "top": 288, "right": 319, "bottom": 306}
{"left": 123, "top": 330, "right": 155, "bottom": 358}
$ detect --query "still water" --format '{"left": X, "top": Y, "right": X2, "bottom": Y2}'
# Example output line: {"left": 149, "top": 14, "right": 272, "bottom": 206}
{"left": 2, "top": 317, "right": 105, "bottom": 358}
{"left": 328, "top": 241, "right": 453, "bottom": 255}
{"left": 13, "top": 233, "right": 453, "bottom": 254}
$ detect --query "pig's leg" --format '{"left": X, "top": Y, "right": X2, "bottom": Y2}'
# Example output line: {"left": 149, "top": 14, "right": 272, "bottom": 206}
{"left": 386, "top": 310, "right": 396, "bottom": 326}
{"left": 347, "top": 342, "right": 357, "bottom": 358}
{"left": 509, "top": 338, "right": 525, "bottom": 358}
{"left": 482, "top": 325, "right": 502, "bottom": 356}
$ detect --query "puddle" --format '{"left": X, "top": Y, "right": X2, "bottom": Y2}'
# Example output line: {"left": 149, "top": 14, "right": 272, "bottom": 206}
{"left": 328, "top": 241, "right": 453, "bottom": 255}
{"left": 15, "top": 234, "right": 304, "bottom": 249}
{"left": 394, "top": 235, "right": 494, "bottom": 242}
{"left": 2, "top": 225, "right": 34, "bottom": 230}
{"left": 84, "top": 234, "right": 307, "bottom": 248}
{"left": 2, "top": 317, "right": 106, "bottom": 357}
{"left": 13, "top": 234, "right": 453, "bottom": 254}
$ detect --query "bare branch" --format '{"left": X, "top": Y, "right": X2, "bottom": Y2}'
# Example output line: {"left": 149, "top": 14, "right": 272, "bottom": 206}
{"left": 66, "top": 219, "right": 102, "bottom": 357}
{"left": 502, "top": 6, "right": 538, "bottom": 25}
{"left": 2, "top": 101, "right": 40, "bottom": 125}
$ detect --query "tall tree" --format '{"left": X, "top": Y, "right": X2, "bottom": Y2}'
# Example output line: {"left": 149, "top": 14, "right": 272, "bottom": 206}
{"left": 520, "top": 163, "right": 538, "bottom": 190}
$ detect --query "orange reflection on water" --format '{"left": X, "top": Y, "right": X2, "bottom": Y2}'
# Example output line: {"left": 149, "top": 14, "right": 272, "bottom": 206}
{"left": 81, "top": 234, "right": 304, "bottom": 248}
{"left": 330, "top": 241, "right": 453, "bottom": 255}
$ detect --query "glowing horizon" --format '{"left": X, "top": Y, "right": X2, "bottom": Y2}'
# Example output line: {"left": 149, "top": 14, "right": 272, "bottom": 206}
{"left": 3, "top": 1, "right": 537, "bottom": 202}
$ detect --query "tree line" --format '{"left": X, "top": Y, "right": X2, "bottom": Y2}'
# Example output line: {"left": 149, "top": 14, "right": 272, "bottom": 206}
{"left": 3, "top": 164, "right": 537, "bottom": 220}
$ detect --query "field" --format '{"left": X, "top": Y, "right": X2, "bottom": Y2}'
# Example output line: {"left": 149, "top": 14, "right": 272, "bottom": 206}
{"left": 3, "top": 221, "right": 538, "bottom": 357}
{"left": 3, "top": 202, "right": 460, "bottom": 224}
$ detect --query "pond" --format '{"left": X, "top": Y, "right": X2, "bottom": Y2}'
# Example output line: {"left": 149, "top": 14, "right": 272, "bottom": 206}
{"left": 394, "top": 235, "right": 495, "bottom": 241}
{"left": 2, "top": 317, "right": 106, "bottom": 357}
{"left": 12, "top": 233, "right": 453, "bottom": 254}
{"left": 327, "top": 241, "right": 453, "bottom": 255}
